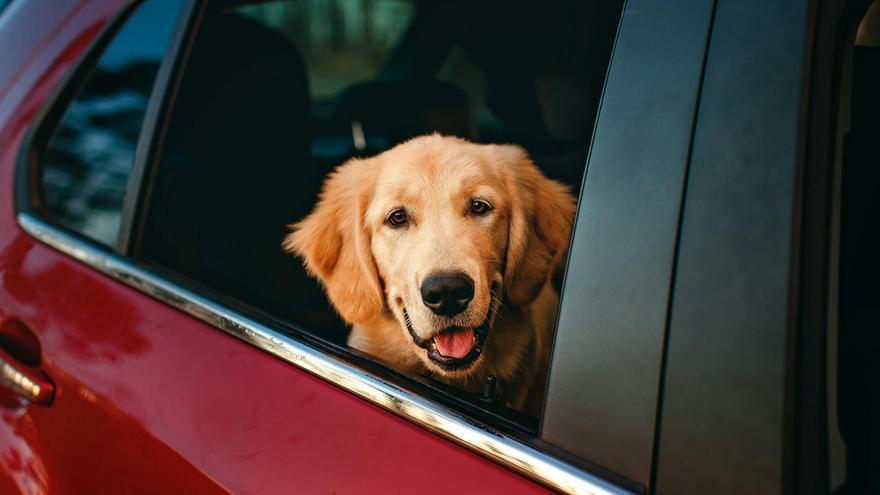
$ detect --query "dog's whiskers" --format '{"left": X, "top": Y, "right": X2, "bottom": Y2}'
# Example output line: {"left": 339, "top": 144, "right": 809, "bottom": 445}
{"left": 490, "top": 294, "right": 508, "bottom": 316}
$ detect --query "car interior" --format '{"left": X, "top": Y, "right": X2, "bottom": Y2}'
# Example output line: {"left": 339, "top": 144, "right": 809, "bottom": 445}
{"left": 135, "top": 0, "right": 623, "bottom": 409}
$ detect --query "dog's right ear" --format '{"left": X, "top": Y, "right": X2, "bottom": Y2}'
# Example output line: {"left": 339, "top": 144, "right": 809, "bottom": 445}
{"left": 283, "top": 158, "right": 384, "bottom": 324}
{"left": 497, "top": 145, "right": 577, "bottom": 306}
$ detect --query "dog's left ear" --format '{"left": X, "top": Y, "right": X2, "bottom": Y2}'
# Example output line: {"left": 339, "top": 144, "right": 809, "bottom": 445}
{"left": 496, "top": 145, "right": 577, "bottom": 306}
{"left": 282, "top": 158, "right": 385, "bottom": 324}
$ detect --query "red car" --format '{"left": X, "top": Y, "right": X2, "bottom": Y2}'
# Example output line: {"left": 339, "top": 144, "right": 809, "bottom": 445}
{"left": 0, "top": 0, "right": 877, "bottom": 494}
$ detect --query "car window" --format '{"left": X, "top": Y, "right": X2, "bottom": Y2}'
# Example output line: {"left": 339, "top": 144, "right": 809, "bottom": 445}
{"left": 36, "top": 0, "right": 182, "bottom": 246}
{"left": 134, "top": 0, "right": 623, "bottom": 430}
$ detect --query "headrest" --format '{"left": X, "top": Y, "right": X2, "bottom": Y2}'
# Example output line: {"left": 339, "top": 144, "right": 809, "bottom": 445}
{"left": 336, "top": 79, "right": 477, "bottom": 146}
{"left": 852, "top": 46, "right": 880, "bottom": 126}
{"left": 165, "top": 12, "right": 311, "bottom": 157}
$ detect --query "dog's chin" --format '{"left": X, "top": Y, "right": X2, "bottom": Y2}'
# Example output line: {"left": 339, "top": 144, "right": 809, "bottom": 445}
{"left": 401, "top": 309, "right": 491, "bottom": 376}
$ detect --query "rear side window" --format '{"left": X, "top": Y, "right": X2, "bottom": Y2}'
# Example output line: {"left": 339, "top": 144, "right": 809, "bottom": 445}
{"left": 37, "top": 0, "right": 182, "bottom": 246}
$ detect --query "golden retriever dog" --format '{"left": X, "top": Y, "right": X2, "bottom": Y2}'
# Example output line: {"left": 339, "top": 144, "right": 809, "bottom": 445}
{"left": 284, "top": 134, "right": 575, "bottom": 415}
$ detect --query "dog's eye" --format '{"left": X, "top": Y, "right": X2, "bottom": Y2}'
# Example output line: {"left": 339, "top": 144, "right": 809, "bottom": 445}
{"left": 386, "top": 209, "right": 409, "bottom": 227}
{"left": 469, "top": 199, "right": 492, "bottom": 216}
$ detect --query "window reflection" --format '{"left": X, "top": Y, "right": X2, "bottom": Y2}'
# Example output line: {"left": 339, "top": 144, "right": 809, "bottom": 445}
{"left": 40, "top": 0, "right": 182, "bottom": 246}
{"left": 240, "top": 0, "right": 415, "bottom": 100}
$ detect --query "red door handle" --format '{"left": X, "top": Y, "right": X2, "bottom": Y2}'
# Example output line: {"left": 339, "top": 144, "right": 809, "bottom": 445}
{"left": 0, "top": 318, "right": 54, "bottom": 406}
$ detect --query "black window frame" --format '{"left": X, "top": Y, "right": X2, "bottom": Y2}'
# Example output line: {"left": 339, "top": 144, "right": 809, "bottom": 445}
{"left": 539, "top": 0, "right": 716, "bottom": 490}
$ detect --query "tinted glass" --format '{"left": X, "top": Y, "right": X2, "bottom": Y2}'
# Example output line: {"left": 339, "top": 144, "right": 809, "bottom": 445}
{"left": 39, "top": 0, "right": 182, "bottom": 246}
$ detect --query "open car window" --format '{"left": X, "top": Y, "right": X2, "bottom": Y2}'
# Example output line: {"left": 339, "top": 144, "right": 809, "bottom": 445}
{"left": 133, "top": 0, "right": 622, "bottom": 431}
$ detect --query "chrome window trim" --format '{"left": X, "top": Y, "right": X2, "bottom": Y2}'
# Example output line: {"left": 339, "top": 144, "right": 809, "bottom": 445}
{"left": 17, "top": 212, "right": 629, "bottom": 495}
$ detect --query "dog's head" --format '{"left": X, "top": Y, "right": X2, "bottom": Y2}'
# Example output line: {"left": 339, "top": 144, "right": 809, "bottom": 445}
{"left": 285, "top": 135, "right": 575, "bottom": 379}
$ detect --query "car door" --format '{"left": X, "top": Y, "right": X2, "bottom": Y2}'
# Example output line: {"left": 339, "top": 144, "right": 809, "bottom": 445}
{"left": 0, "top": 1, "right": 561, "bottom": 493}
{"left": 0, "top": 0, "right": 727, "bottom": 494}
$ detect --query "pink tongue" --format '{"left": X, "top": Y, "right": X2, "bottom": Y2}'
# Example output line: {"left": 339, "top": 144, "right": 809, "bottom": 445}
{"left": 433, "top": 327, "right": 475, "bottom": 359}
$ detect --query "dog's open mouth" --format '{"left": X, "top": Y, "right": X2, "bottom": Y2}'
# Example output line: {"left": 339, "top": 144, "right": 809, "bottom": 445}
{"left": 403, "top": 311, "right": 490, "bottom": 371}
{"left": 432, "top": 327, "right": 476, "bottom": 358}
{"left": 427, "top": 320, "right": 490, "bottom": 370}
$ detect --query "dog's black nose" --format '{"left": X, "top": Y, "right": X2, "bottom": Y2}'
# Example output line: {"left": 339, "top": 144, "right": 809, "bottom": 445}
{"left": 420, "top": 272, "right": 474, "bottom": 317}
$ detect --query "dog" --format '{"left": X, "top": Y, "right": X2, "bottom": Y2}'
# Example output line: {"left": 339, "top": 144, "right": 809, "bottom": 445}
{"left": 284, "top": 134, "right": 576, "bottom": 416}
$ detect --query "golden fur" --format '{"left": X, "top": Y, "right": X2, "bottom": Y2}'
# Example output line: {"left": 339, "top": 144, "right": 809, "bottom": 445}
{"left": 284, "top": 134, "right": 576, "bottom": 415}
